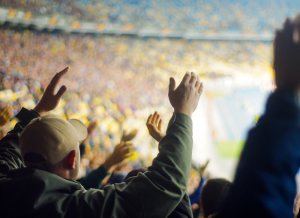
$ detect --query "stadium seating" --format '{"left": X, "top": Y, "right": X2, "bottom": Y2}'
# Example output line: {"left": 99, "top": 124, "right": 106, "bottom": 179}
{"left": 1, "top": 0, "right": 300, "bottom": 32}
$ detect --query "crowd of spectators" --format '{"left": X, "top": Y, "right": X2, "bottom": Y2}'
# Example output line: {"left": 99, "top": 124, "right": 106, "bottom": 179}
{"left": 1, "top": 0, "right": 300, "bottom": 32}
{"left": 0, "top": 28, "right": 215, "bottom": 206}
{"left": 0, "top": 28, "right": 273, "bottom": 177}
{"left": 0, "top": 28, "right": 272, "bottom": 184}
{"left": 0, "top": 28, "right": 272, "bottom": 131}
{"left": 1, "top": 7, "right": 300, "bottom": 218}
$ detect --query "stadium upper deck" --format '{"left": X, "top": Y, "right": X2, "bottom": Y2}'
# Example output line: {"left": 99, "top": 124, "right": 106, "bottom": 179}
{"left": 1, "top": 0, "right": 300, "bottom": 33}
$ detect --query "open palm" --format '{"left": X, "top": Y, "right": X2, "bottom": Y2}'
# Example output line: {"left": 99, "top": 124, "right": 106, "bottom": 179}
{"left": 34, "top": 67, "right": 69, "bottom": 116}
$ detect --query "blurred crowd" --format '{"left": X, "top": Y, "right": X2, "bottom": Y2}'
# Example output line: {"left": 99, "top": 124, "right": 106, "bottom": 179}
{"left": 1, "top": 7, "right": 300, "bottom": 218}
{"left": 0, "top": 26, "right": 285, "bottom": 218}
{"left": 1, "top": 0, "right": 300, "bottom": 32}
{"left": 0, "top": 28, "right": 215, "bottom": 199}
{"left": 0, "top": 28, "right": 273, "bottom": 179}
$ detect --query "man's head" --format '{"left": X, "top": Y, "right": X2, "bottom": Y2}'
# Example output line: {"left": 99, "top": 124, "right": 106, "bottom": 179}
{"left": 200, "top": 178, "right": 231, "bottom": 218}
{"left": 19, "top": 114, "right": 87, "bottom": 180}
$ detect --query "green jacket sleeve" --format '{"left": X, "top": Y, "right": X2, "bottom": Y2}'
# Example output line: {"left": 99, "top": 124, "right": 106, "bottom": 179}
{"left": 0, "top": 108, "right": 40, "bottom": 174}
{"left": 0, "top": 108, "right": 193, "bottom": 218}
{"left": 61, "top": 113, "right": 193, "bottom": 218}
{"left": 77, "top": 164, "right": 109, "bottom": 189}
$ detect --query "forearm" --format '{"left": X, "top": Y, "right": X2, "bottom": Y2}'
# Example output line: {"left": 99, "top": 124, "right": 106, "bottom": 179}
{"left": 102, "top": 157, "right": 114, "bottom": 172}
{"left": 137, "top": 113, "right": 193, "bottom": 216}
{"left": 67, "top": 113, "right": 193, "bottom": 218}
{"left": 149, "top": 113, "right": 192, "bottom": 187}
{"left": 219, "top": 88, "right": 300, "bottom": 218}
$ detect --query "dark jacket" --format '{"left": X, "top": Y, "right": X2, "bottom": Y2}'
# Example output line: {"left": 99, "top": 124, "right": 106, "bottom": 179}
{"left": 218, "top": 88, "right": 300, "bottom": 218}
{"left": 77, "top": 164, "right": 109, "bottom": 189}
{"left": 0, "top": 108, "right": 193, "bottom": 218}
{"left": 124, "top": 167, "right": 193, "bottom": 218}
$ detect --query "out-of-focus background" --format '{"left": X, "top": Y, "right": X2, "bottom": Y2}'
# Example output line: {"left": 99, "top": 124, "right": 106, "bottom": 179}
{"left": 0, "top": 0, "right": 298, "bottom": 181}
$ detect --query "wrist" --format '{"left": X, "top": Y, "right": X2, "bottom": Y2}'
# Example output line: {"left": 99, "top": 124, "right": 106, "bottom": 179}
{"left": 33, "top": 105, "right": 48, "bottom": 117}
{"left": 103, "top": 157, "right": 114, "bottom": 171}
{"left": 155, "top": 133, "right": 165, "bottom": 142}
{"left": 174, "top": 109, "right": 192, "bottom": 118}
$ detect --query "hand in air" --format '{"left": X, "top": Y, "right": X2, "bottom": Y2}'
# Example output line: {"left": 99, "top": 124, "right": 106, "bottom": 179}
{"left": 121, "top": 129, "right": 138, "bottom": 142}
{"left": 146, "top": 111, "right": 166, "bottom": 142}
{"left": 103, "top": 141, "right": 135, "bottom": 171}
{"left": 199, "top": 159, "right": 210, "bottom": 176}
{"left": 168, "top": 71, "right": 203, "bottom": 117}
{"left": 0, "top": 106, "right": 13, "bottom": 127}
{"left": 274, "top": 15, "right": 300, "bottom": 89}
{"left": 34, "top": 67, "right": 69, "bottom": 116}
{"left": 87, "top": 120, "right": 99, "bottom": 135}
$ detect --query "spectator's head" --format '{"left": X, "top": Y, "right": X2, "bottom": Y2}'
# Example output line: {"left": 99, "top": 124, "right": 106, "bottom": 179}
{"left": 274, "top": 15, "right": 300, "bottom": 89}
{"left": 200, "top": 178, "right": 231, "bottom": 218}
{"left": 19, "top": 114, "right": 87, "bottom": 180}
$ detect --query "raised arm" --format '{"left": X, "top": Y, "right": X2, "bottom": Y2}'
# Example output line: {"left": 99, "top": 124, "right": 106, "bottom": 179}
{"left": 0, "top": 67, "right": 69, "bottom": 174}
{"left": 218, "top": 16, "right": 300, "bottom": 218}
{"left": 65, "top": 72, "right": 203, "bottom": 218}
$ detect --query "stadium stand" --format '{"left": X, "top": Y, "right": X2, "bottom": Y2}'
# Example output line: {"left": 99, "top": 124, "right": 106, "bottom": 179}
{"left": 1, "top": 0, "right": 300, "bottom": 32}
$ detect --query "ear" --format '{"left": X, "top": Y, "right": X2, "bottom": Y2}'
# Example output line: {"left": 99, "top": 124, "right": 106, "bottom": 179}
{"left": 64, "top": 150, "right": 77, "bottom": 170}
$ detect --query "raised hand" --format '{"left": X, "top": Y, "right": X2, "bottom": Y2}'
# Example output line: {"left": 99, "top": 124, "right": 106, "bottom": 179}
{"left": 121, "top": 129, "right": 138, "bottom": 142}
{"left": 34, "top": 67, "right": 69, "bottom": 116}
{"left": 103, "top": 141, "right": 135, "bottom": 171}
{"left": 274, "top": 15, "right": 300, "bottom": 89}
{"left": 146, "top": 111, "right": 165, "bottom": 142}
{"left": 199, "top": 159, "right": 210, "bottom": 176}
{"left": 81, "top": 120, "right": 99, "bottom": 145}
{"left": 0, "top": 106, "right": 13, "bottom": 127}
{"left": 168, "top": 71, "right": 203, "bottom": 117}
{"left": 87, "top": 120, "right": 99, "bottom": 135}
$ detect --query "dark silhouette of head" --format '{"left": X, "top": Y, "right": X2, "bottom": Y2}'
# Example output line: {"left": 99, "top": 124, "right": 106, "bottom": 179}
{"left": 200, "top": 178, "right": 231, "bottom": 218}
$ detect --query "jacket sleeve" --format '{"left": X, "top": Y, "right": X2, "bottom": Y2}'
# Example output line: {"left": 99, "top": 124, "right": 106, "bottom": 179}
{"left": 218, "top": 88, "right": 300, "bottom": 218}
{"left": 0, "top": 108, "right": 40, "bottom": 174}
{"left": 168, "top": 192, "right": 193, "bottom": 218}
{"left": 62, "top": 113, "right": 193, "bottom": 218}
{"left": 77, "top": 164, "right": 109, "bottom": 189}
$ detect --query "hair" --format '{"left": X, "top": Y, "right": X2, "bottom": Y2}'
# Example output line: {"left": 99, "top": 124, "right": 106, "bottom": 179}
{"left": 200, "top": 178, "right": 231, "bottom": 218}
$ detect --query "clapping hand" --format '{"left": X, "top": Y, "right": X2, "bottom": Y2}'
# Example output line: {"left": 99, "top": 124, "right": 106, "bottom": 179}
{"left": 121, "top": 129, "right": 138, "bottom": 142}
{"left": 87, "top": 120, "right": 99, "bottom": 135}
{"left": 168, "top": 71, "right": 203, "bottom": 117}
{"left": 146, "top": 111, "right": 166, "bottom": 142}
{"left": 34, "top": 67, "right": 69, "bottom": 116}
{"left": 199, "top": 159, "right": 210, "bottom": 176}
{"left": 0, "top": 106, "right": 13, "bottom": 127}
{"left": 103, "top": 141, "right": 135, "bottom": 171}
{"left": 81, "top": 119, "right": 99, "bottom": 145}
